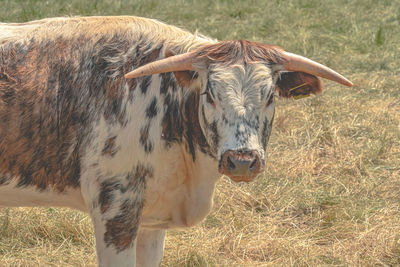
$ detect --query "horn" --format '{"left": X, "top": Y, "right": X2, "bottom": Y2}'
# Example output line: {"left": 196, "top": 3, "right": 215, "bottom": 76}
{"left": 282, "top": 52, "right": 353, "bottom": 87}
{"left": 124, "top": 51, "right": 196, "bottom": 79}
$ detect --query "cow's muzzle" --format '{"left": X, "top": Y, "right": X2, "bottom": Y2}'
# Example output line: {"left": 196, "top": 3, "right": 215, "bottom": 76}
{"left": 218, "top": 150, "right": 264, "bottom": 182}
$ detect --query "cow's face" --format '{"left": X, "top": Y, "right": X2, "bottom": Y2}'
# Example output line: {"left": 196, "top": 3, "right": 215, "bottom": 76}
{"left": 197, "top": 63, "right": 277, "bottom": 182}
{"left": 124, "top": 40, "right": 351, "bottom": 182}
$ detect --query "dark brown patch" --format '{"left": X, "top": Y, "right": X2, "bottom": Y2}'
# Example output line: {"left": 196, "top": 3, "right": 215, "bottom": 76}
{"left": 276, "top": 72, "right": 322, "bottom": 98}
{"left": 261, "top": 115, "right": 274, "bottom": 150}
{"left": 0, "top": 38, "right": 91, "bottom": 191}
{"left": 0, "top": 27, "right": 160, "bottom": 192}
{"left": 98, "top": 179, "right": 123, "bottom": 213}
{"left": 160, "top": 73, "right": 214, "bottom": 160}
{"left": 104, "top": 199, "right": 142, "bottom": 252}
{"left": 145, "top": 97, "right": 158, "bottom": 119}
{"left": 139, "top": 48, "right": 162, "bottom": 95}
{"left": 98, "top": 165, "right": 152, "bottom": 215}
{"left": 127, "top": 78, "right": 137, "bottom": 101}
{"left": 101, "top": 136, "right": 119, "bottom": 157}
{"left": 161, "top": 82, "right": 183, "bottom": 148}
{"left": 182, "top": 91, "right": 214, "bottom": 160}
{"left": 209, "top": 121, "right": 219, "bottom": 149}
{"left": 161, "top": 103, "right": 179, "bottom": 145}
{"left": 128, "top": 163, "right": 153, "bottom": 186}
{"left": 139, "top": 123, "right": 153, "bottom": 153}
{"left": 0, "top": 67, "right": 17, "bottom": 84}
{"left": 159, "top": 72, "right": 177, "bottom": 95}
{"left": 103, "top": 164, "right": 151, "bottom": 252}
{"left": 140, "top": 76, "right": 152, "bottom": 95}
{"left": 0, "top": 174, "right": 11, "bottom": 186}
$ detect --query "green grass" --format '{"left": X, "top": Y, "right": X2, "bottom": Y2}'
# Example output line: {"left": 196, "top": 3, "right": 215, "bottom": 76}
{"left": 1, "top": 0, "right": 400, "bottom": 266}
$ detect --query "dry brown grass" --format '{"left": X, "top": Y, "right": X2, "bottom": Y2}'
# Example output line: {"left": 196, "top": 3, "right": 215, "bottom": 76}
{"left": 0, "top": 208, "right": 96, "bottom": 266}
{"left": 161, "top": 73, "right": 400, "bottom": 266}
{"left": 1, "top": 0, "right": 400, "bottom": 266}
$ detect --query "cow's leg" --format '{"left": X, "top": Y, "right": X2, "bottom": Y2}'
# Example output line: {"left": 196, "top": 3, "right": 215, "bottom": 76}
{"left": 90, "top": 203, "right": 141, "bottom": 267}
{"left": 136, "top": 228, "right": 166, "bottom": 267}
{"left": 81, "top": 168, "right": 149, "bottom": 267}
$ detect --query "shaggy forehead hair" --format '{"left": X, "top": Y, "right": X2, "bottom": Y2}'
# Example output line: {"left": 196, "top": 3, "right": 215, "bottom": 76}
{"left": 194, "top": 40, "right": 284, "bottom": 66}
{"left": 194, "top": 40, "right": 280, "bottom": 114}
{"left": 209, "top": 63, "right": 274, "bottom": 115}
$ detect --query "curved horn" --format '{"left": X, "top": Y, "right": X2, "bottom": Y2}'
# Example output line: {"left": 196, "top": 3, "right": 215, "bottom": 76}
{"left": 124, "top": 51, "right": 196, "bottom": 79}
{"left": 282, "top": 52, "right": 353, "bottom": 87}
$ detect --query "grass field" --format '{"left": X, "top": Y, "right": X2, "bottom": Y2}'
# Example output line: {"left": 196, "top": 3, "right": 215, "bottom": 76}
{"left": 1, "top": 0, "right": 400, "bottom": 266}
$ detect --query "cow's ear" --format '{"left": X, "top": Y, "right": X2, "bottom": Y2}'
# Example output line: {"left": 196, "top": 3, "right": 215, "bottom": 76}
{"left": 276, "top": 71, "right": 322, "bottom": 99}
{"left": 164, "top": 50, "right": 199, "bottom": 88}
{"left": 172, "top": 70, "right": 199, "bottom": 88}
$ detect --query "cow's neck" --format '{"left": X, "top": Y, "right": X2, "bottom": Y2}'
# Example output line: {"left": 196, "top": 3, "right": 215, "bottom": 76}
{"left": 181, "top": 90, "right": 215, "bottom": 161}
{"left": 159, "top": 69, "right": 215, "bottom": 161}
{"left": 138, "top": 68, "right": 221, "bottom": 229}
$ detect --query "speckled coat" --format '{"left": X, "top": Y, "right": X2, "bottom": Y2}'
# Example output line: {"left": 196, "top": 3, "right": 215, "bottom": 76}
{"left": 0, "top": 16, "right": 322, "bottom": 266}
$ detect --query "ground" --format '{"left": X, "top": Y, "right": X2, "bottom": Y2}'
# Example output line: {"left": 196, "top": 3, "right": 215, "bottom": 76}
{"left": 0, "top": 0, "right": 400, "bottom": 266}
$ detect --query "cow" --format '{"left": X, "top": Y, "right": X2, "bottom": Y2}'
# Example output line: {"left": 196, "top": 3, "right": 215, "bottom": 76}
{"left": 0, "top": 16, "right": 352, "bottom": 266}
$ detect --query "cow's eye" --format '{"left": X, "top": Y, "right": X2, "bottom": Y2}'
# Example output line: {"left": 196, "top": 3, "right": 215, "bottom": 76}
{"left": 201, "top": 91, "right": 215, "bottom": 106}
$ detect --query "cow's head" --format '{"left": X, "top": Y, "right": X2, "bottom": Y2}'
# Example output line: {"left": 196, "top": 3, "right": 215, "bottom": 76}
{"left": 125, "top": 40, "right": 352, "bottom": 182}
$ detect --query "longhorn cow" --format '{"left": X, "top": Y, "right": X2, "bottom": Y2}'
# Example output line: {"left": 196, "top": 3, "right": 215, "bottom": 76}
{"left": 0, "top": 16, "right": 352, "bottom": 266}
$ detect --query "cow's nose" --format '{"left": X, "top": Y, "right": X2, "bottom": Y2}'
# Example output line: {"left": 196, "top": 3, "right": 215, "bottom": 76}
{"left": 219, "top": 150, "right": 264, "bottom": 180}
